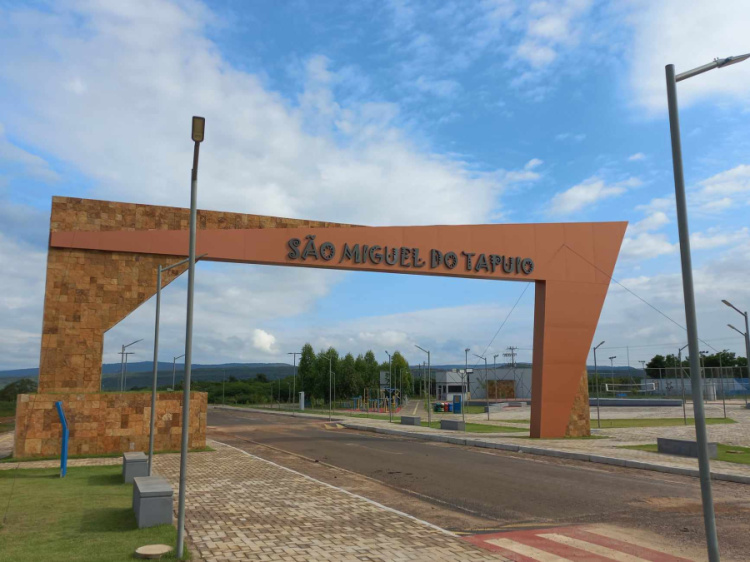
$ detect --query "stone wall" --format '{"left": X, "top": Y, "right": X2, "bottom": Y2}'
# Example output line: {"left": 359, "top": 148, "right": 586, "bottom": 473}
{"left": 14, "top": 391, "right": 207, "bottom": 458}
{"left": 565, "top": 370, "right": 591, "bottom": 437}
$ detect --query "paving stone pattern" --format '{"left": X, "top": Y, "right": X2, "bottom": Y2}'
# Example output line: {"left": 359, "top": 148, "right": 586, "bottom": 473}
{"left": 153, "top": 441, "right": 508, "bottom": 562}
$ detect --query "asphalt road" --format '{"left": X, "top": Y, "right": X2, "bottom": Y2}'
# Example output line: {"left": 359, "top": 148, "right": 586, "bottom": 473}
{"left": 208, "top": 408, "right": 750, "bottom": 560}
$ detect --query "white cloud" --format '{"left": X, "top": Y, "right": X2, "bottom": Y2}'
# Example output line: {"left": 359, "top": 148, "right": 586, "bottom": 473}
{"left": 620, "top": 232, "right": 676, "bottom": 261}
{"left": 628, "top": 152, "right": 646, "bottom": 162}
{"left": 627, "top": 211, "right": 669, "bottom": 236}
{"left": 252, "top": 329, "right": 277, "bottom": 353}
{"left": 525, "top": 158, "right": 543, "bottom": 170}
{"left": 628, "top": 1, "right": 750, "bottom": 112}
{"left": 555, "top": 132, "right": 586, "bottom": 142}
{"left": 0, "top": 1, "right": 543, "bottom": 228}
{"left": 691, "top": 227, "right": 749, "bottom": 250}
{"left": 0, "top": 123, "right": 59, "bottom": 182}
{"left": 548, "top": 176, "right": 638, "bottom": 215}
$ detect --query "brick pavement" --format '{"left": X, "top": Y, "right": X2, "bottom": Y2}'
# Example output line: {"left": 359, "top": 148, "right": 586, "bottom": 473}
{"left": 153, "top": 440, "right": 508, "bottom": 562}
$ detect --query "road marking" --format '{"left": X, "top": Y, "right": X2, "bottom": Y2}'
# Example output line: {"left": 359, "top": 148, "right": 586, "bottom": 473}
{"left": 487, "top": 538, "right": 571, "bottom": 561}
{"left": 539, "top": 533, "right": 649, "bottom": 561}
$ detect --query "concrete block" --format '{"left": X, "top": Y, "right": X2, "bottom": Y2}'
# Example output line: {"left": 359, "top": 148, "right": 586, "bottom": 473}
{"left": 123, "top": 452, "right": 148, "bottom": 483}
{"left": 132, "top": 476, "right": 173, "bottom": 529}
{"left": 588, "top": 455, "right": 627, "bottom": 467}
{"left": 657, "top": 438, "right": 718, "bottom": 459}
{"left": 439, "top": 419, "right": 465, "bottom": 431}
{"left": 400, "top": 416, "right": 421, "bottom": 426}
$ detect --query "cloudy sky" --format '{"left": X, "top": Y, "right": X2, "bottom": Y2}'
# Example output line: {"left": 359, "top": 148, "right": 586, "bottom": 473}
{"left": 1, "top": 0, "right": 749, "bottom": 372}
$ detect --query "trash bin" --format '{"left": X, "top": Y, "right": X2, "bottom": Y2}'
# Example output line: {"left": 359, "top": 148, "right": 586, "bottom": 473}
{"left": 453, "top": 395, "right": 462, "bottom": 414}
{"left": 433, "top": 402, "right": 441, "bottom": 412}
{"left": 448, "top": 403, "right": 453, "bottom": 413}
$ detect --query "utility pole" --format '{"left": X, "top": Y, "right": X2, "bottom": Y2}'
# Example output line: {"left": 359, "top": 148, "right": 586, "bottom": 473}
{"left": 503, "top": 346, "right": 518, "bottom": 397}
{"left": 724, "top": 299, "right": 750, "bottom": 406}
{"left": 415, "top": 346, "right": 431, "bottom": 426}
{"left": 463, "top": 348, "right": 469, "bottom": 428}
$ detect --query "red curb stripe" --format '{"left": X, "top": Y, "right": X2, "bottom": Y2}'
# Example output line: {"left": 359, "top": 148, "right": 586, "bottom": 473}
{"left": 566, "top": 529, "right": 694, "bottom": 562}
{"left": 462, "top": 535, "right": 538, "bottom": 562}
{"left": 510, "top": 533, "right": 613, "bottom": 561}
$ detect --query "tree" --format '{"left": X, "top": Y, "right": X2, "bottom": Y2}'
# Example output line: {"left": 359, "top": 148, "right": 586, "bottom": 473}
{"left": 254, "top": 373, "right": 268, "bottom": 383}
{"left": 363, "top": 350, "right": 379, "bottom": 393}
{"left": 0, "top": 378, "right": 37, "bottom": 401}
{"left": 297, "top": 343, "right": 316, "bottom": 396}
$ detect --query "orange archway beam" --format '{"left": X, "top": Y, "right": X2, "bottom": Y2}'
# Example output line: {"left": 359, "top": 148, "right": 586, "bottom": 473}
{"left": 50, "top": 220, "right": 626, "bottom": 438}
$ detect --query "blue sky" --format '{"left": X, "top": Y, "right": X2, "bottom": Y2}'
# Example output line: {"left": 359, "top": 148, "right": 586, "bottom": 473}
{"left": 1, "top": 0, "right": 749, "bottom": 371}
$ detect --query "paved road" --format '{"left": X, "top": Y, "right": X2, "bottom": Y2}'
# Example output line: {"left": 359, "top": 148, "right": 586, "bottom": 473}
{"left": 208, "top": 408, "right": 750, "bottom": 561}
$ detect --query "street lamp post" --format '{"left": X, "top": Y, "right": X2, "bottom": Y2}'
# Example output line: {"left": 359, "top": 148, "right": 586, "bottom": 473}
{"left": 463, "top": 348, "right": 469, "bottom": 427}
{"left": 288, "top": 352, "right": 300, "bottom": 408}
{"left": 474, "top": 354, "right": 489, "bottom": 420}
{"left": 119, "top": 339, "right": 142, "bottom": 391}
{"left": 322, "top": 353, "right": 334, "bottom": 421}
{"left": 666, "top": 55, "right": 749, "bottom": 562}
{"left": 385, "top": 351, "right": 392, "bottom": 422}
{"left": 593, "top": 341, "right": 605, "bottom": 429}
{"left": 415, "top": 345, "right": 431, "bottom": 426}
{"left": 176, "top": 115, "right": 205, "bottom": 560}
{"left": 493, "top": 354, "right": 499, "bottom": 402}
{"left": 678, "top": 344, "right": 688, "bottom": 424}
{"left": 608, "top": 356, "right": 617, "bottom": 378}
{"left": 724, "top": 299, "right": 750, "bottom": 405}
{"left": 148, "top": 256, "right": 190, "bottom": 476}
{"left": 172, "top": 354, "right": 185, "bottom": 390}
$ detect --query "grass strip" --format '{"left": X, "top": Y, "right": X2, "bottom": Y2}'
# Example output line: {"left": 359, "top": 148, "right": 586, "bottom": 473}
{"left": 620, "top": 443, "right": 750, "bottom": 465}
{"left": 0, "top": 465, "right": 185, "bottom": 560}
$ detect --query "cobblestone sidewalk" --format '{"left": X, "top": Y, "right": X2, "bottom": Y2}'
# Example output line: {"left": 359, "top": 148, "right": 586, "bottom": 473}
{"left": 153, "top": 440, "right": 508, "bottom": 562}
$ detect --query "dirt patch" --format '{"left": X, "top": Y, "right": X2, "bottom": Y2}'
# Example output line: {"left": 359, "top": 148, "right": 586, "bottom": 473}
{"left": 637, "top": 496, "right": 750, "bottom": 514}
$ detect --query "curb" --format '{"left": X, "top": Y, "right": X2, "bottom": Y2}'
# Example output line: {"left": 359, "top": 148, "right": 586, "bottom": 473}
{"left": 210, "top": 404, "right": 342, "bottom": 422}
{"left": 341, "top": 422, "right": 750, "bottom": 485}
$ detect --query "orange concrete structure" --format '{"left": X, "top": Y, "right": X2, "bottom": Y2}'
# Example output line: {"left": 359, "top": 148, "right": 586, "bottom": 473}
{"left": 25, "top": 196, "right": 628, "bottom": 446}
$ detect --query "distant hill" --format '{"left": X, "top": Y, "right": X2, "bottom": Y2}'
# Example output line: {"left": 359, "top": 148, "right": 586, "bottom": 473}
{"left": 0, "top": 361, "right": 297, "bottom": 391}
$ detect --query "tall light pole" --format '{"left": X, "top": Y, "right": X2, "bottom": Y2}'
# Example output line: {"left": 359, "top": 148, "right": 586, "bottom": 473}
{"left": 415, "top": 345, "right": 431, "bottom": 426}
{"left": 475, "top": 354, "right": 489, "bottom": 421}
{"left": 288, "top": 352, "right": 300, "bottom": 407}
{"left": 149, "top": 256, "right": 190, "bottom": 476}
{"left": 172, "top": 354, "right": 185, "bottom": 390}
{"left": 593, "top": 341, "right": 605, "bottom": 429}
{"left": 322, "top": 353, "right": 334, "bottom": 421}
{"left": 724, "top": 299, "right": 750, "bottom": 405}
{"left": 679, "top": 344, "right": 688, "bottom": 424}
{"left": 176, "top": 115, "right": 205, "bottom": 559}
{"left": 385, "top": 351, "right": 392, "bottom": 422}
{"left": 463, "top": 348, "right": 469, "bottom": 426}
{"left": 493, "top": 353, "right": 499, "bottom": 402}
{"left": 666, "top": 55, "right": 749, "bottom": 562}
{"left": 119, "top": 339, "right": 142, "bottom": 391}
{"left": 608, "top": 356, "right": 617, "bottom": 377}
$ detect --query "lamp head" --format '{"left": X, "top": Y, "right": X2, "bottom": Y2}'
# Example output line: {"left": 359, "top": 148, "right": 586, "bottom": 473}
{"left": 191, "top": 116, "right": 205, "bottom": 143}
{"left": 717, "top": 53, "right": 750, "bottom": 68}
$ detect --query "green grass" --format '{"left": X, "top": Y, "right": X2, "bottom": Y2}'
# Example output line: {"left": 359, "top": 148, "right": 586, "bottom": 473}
{"left": 0, "top": 401, "right": 15, "bottom": 418}
{"left": 0, "top": 465, "right": 185, "bottom": 561}
{"left": 1, "top": 446, "right": 214, "bottom": 464}
{"left": 591, "top": 417, "right": 735, "bottom": 428}
{"left": 489, "top": 417, "right": 735, "bottom": 428}
{"left": 621, "top": 443, "right": 750, "bottom": 465}
{"left": 420, "top": 421, "right": 527, "bottom": 433}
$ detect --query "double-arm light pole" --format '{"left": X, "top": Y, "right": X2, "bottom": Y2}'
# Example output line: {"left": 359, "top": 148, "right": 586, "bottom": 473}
{"left": 723, "top": 299, "right": 750, "bottom": 405}
{"left": 172, "top": 354, "right": 185, "bottom": 390}
{"left": 415, "top": 345, "right": 431, "bottom": 426}
{"left": 119, "top": 339, "right": 142, "bottom": 391}
{"left": 678, "top": 344, "right": 688, "bottom": 423}
{"left": 666, "top": 54, "right": 749, "bottom": 562}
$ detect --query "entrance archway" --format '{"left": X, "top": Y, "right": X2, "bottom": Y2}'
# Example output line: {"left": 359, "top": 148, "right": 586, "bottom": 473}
{"left": 15, "top": 196, "right": 626, "bottom": 457}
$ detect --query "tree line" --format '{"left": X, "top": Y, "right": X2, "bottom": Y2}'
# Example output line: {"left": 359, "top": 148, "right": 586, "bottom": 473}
{"left": 646, "top": 349, "right": 747, "bottom": 373}
{"left": 187, "top": 344, "right": 414, "bottom": 405}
